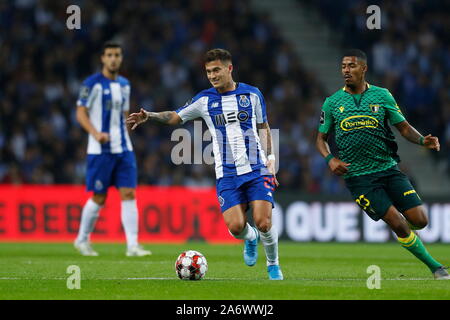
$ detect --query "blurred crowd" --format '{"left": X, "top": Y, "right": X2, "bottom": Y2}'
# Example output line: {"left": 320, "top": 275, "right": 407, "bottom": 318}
{"left": 306, "top": 0, "right": 450, "bottom": 175}
{"left": 2, "top": 0, "right": 447, "bottom": 195}
{"left": 1, "top": 0, "right": 342, "bottom": 193}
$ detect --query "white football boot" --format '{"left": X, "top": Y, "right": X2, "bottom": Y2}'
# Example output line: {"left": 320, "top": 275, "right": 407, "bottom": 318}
{"left": 433, "top": 266, "right": 450, "bottom": 280}
{"left": 74, "top": 240, "right": 99, "bottom": 256}
{"left": 126, "top": 245, "right": 152, "bottom": 257}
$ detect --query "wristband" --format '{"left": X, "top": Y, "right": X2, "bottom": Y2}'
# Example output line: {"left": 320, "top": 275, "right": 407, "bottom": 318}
{"left": 419, "top": 136, "right": 424, "bottom": 146}
{"left": 325, "top": 154, "right": 334, "bottom": 164}
{"left": 267, "top": 154, "right": 276, "bottom": 161}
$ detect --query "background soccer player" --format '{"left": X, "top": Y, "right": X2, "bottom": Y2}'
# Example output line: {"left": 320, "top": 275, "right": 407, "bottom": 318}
{"left": 74, "top": 41, "right": 151, "bottom": 257}
{"left": 316, "top": 49, "right": 449, "bottom": 279}
{"left": 127, "top": 49, "right": 283, "bottom": 280}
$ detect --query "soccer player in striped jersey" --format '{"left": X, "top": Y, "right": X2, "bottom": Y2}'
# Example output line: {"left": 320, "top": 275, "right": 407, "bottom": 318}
{"left": 316, "top": 49, "right": 448, "bottom": 279}
{"left": 127, "top": 49, "right": 283, "bottom": 280}
{"left": 74, "top": 41, "right": 151, "bottom": 257}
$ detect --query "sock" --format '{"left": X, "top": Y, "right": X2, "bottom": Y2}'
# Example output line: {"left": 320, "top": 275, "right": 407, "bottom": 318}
{"left": 76, "top": 198, "right": 101, "bottom": 243}
{"left": 398, "top": 231, "right": 442, "bottom": 272}
{"left": 229, "top": 223, "right": 257, "bottom": 241}
{"left": 121, "top": 200, "right": 139, "bottom": 249}
{"left": 259, "top": 226, "right": 279, "bottom": 266}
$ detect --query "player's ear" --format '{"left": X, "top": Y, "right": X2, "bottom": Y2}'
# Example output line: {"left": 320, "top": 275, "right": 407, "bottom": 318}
{"left": 228, "top": 63, "right": 233, "bottom": 73}
{"left": 362, "top": 63, "right": 368, "bottom": 73}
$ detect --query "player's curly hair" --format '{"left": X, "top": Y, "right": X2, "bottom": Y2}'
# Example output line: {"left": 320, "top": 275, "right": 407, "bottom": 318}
{"left": 205, "top": 48, "right": 232, "bottom": 63}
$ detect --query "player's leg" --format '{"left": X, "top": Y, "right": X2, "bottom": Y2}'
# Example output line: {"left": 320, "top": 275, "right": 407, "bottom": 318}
{"left": 384, "top": 169, "right": 428, "bottom": 230}
{"left": 250, "top": 199, "right": 283, "bottom": 280}
{"left": 217, "top": 177, "right": 259, "bottom": 265}
{"left": 382, "top": 206, "right": 447, "bottom": 278}
{"left": 245, "top": 175, "right": 282, "bottom": 280}
{"left": 402, "top": 205, "right": 428, "bottom": 230}
{"left": 75, "top": 154, "right": 113, "bottom": 256}
{"left": 75, "top": 192, "right": 106, "bottom": 256}
{"left": 223, "top": 203, "right": 252, "bottom": 237}
{"left": 223, "top": 203, "right": 260, "bottom": 266}
{"left": 384, "top": 169, "right": 448, "bottom": 278}
{"left": 116, "top": 152, "right": 151, "bottom": 256}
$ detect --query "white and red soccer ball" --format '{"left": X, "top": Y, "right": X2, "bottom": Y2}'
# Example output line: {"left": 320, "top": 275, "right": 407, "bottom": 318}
{"left": 175, "top": 250, "right": 208, "bottom": 280}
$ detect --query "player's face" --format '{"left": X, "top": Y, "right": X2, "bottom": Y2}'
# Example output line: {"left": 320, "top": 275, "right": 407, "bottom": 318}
{"left": 101, "top": 48, "right": 123, "bottom": 73}
{"left": 205, "top": 60, "right": 233, "bottom": 90}
{"left": 341, "top": 56, "right": 366, "bottom": 86}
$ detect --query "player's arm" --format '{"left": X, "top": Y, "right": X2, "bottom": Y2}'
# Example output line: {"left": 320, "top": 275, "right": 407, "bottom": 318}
{"left": 76, "top": 105, "right": 109, "bottom": 143}
{"left": 384, "top": 90, "right": 440, "bottom": 151}
{"left": 257, "top": 122, "right": 279, "bottom": 186}
{"left": 126, "top": 108, "right": 182, "bottom": 129}
{"left": 394, "top": 120, "right": 440, "bottom": 151}
{"left": 316, "top": 131, "right": 350, "bottom": 176}
{"left": 316, "top": 98, "right": 350, "bottom": 176}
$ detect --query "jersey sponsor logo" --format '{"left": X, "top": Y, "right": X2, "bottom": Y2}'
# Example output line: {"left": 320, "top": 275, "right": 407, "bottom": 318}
{"left": 320, "top": 111, "right": 325, "bottom": 125}
{"left": 238, "top": 95, "right": 250, "bottom": 108}
{"left": 370, "top": 104, "right": 380, "bottom": 113}
{"left": 403, "top": 189, "right": 416, "bottom": 196}
{"left": 340, "top": 115, "right": 379, "bottom": 131}
{"left": 214, "top": 111, "right": 249, "bottom": 126}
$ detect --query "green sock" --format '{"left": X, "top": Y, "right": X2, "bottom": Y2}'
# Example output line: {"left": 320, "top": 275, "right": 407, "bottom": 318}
{"left": 398, "top": 231, "right": 442, "bottom": 272}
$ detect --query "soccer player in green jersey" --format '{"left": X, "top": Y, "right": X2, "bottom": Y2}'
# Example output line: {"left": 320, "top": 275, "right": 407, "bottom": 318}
{"left": 316, "top": 49, "right": 449, "bottom": 279}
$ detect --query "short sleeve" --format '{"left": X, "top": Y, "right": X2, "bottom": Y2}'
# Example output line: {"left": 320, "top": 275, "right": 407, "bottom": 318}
{"left": 384, "top": 90, "right": 406, "bottom": 125}
{"left": 254, "top": 90, "right": 267, "bottom": 124}
{"left": 76, "top": 78, "right": 96, "bottom": 108}
{"left": 318, "top": 98, "right": 334, "bottom": 133}
{"left": 175, "top": 94, "right": 205, "bottom": 124}
{"left": 122, "top": 84, "right": 131, "bottom": 112}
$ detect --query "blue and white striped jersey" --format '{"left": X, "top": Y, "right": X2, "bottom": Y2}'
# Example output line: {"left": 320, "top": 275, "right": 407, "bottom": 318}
{"left": 176, "top": 82, "right": 269, "bottom": 179}
{"left": 77, "top": 73, "right": 133, "bottom": 155}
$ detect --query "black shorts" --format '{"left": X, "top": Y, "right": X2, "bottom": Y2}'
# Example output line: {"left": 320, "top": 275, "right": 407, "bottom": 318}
{"left": 344, "top": 165, "right": 422, "bottom": 221}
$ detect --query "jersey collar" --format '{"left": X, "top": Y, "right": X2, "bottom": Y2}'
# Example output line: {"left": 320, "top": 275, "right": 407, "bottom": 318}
{"left": 342, "top": 82, "right": 370, "bottom": 94}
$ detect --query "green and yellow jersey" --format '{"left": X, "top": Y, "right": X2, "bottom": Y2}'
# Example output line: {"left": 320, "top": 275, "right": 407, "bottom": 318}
{"left": 318, "top": 83, "right": 406, "bottom": 178}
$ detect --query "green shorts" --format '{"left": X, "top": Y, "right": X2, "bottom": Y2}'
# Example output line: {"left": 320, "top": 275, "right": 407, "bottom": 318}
{"left": 344, "top": 165, "right": 422, "bottom": 221}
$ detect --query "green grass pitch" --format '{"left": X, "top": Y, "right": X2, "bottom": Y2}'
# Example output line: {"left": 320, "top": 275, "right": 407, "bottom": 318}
{"left": 0, "top": 242, "right": 449, "bottom": 300}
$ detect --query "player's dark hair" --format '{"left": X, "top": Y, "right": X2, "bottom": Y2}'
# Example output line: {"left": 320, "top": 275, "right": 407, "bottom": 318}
{"left": 101, "top": 41, "right": 122, "bottom": 55}
{"left": 205, "top": 48, "right": 232, "bottom": 64}
{"left": 343, "top": 49, "right": 367, "bottom": 63}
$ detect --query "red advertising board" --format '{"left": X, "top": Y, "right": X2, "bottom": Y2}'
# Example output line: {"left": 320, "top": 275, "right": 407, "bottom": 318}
{"left": 0, "top": 185, "right": 237, "bottom": 243}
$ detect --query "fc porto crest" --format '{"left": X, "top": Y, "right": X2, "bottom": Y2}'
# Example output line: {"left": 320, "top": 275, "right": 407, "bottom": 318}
{"left": 238, "top": 95, "right": 250, "bottom": 108}
{"left": 370, "top": 104, "right": 380, "bottom": 113}
{"left": 218, "top": 196, "right": 225, "bottom": 207}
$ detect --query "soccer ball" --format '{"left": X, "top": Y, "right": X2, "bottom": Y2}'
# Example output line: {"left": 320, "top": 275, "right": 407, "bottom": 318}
{"left": 175, "top": 250, "right": 208, "bottom": 280}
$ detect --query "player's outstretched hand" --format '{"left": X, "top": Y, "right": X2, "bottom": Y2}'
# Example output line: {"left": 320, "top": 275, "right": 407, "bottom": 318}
{"left": 329, "top": 158, "right": 351, "bottom": 176}
{"left": 127, "top": 108, "right": 149, "bottom": 130}
{"left": 423, "top": 134, "right": 440, "bottom": 151}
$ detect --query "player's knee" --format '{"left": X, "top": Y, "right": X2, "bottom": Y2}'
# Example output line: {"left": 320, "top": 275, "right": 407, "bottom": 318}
{"left": 412, "top": 215, "right": 428, "bottom": 230}
{"left": 92, "top": 194, "right": 106, "bottom": 206}
{"left": 120, "top": 189, "right": 135, "bottom": 200}
{"left": 227, "top": 222, "right": 246, "bottom": 236}
{"left": 255, "top": 219, "right": 271, "bottom": 233}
